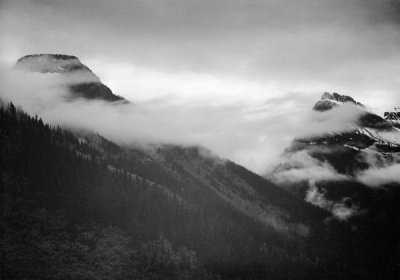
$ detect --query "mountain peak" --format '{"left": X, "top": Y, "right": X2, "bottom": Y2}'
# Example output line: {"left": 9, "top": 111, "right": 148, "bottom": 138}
{"left": 384, "top": 107, "right": 400, "bottom": 128}
{"left": 321, "top": 92, "right": 357, "bottom": 103}
{"left": 15, "top": 54, "right": 127, "bottom": 103}
{"left": 16, "top": 54, "right": 90, "bottom": 74}
{"left": 313, "top": 92, "right": 364, "bottom": 111}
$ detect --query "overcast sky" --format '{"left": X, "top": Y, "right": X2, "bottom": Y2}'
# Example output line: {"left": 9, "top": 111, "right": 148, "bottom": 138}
{"left": 1, "top": 0, "right": 400, "bottom": 172}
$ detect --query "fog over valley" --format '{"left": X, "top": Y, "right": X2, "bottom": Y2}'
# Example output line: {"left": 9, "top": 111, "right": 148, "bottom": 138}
{"left": 1, "top": 1, "right": 400, "bottom": 280}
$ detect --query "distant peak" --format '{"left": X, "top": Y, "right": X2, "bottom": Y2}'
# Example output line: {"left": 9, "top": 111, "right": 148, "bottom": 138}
{"left": 15, "top": 53, "right": 90, "bottom": 74}
{"left": 313, "top": 92, "right": 364, "bottom": 111}
{"left": 384, "top": 107, "right": 400, "bottom": 126}
{"left": 19, "top": 54, "right": 79, "bottom": 60}
{"left": 15, "top": 54, "right": 128, "bottom": 103}
{"left": 321, "top": 92, "right": 357, "bottom": 103}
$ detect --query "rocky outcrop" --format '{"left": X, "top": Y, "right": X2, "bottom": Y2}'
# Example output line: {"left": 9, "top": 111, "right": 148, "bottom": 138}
{"left": 16, "top": 54, "right": 127, "bottom": 103}
{"left": 384, "top": 108, "right": 400, "bottom": 128}
{"left": 313, "top": 92, "right": 364, "bottom": 111}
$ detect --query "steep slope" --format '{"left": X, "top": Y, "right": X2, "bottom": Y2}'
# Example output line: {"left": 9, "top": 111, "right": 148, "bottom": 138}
{"left": 313, "top": 92, "right": 365, "bottom": 111}
{"left": 1, "top": 102, "right": 341, "bottom": 280}
{"left": 15, "top": 54, "right": 127, "bottom": 103}
{"left": 273, "top": 92, "right": 400, "bottom": 180}
{"left": 3, "top": 50, "right": 399, "bottom": 278}
{"left": 385, "top": 107, "right": 400, "bottom": 128}
{"left": 268, "top": 92, "right": 400, "bottom": 279}
{"left": 12, "top": 54, "right": 317, "bottom": 238}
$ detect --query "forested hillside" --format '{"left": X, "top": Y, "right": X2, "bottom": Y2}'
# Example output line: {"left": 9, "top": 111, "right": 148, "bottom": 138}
{"left": 1, "top": 102, "right": 398, "bottom": 279}
{"left": 269, "top": 93, "right": 400, "bottom": 279}
{"left": 0, "top": 102, "right": 323, "bottom": 279}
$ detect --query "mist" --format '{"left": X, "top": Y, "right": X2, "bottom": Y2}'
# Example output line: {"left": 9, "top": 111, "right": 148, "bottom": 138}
{"left": 269, "top": 150, "right": 350, "bottom": 184}
{"left": 357, "top": 163, "right": 400, "bottom": 187}
{"left": 1, "top": 0, "right": 400, "bottom": 115}
{"left": 0, "top": 62, "right": 372, "bottom": 174}
{"left": 0, "top": 0, "right": 399, "bottom": 174}
{"left": 305, "top": 183, "right": 362, "bottom": 221}
{"left": 1, "top": 1, "right": 400, "bottom": 278}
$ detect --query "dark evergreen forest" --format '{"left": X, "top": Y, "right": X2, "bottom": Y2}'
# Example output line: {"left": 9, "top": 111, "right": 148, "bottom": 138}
{"left": 1, "top": 102, "right": 398, "bottom": 279}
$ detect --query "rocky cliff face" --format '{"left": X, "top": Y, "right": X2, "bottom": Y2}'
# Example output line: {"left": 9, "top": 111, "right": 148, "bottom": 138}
{"left": 307, "top": 92, "right": 399, "bottom": 149}
{"left": 313, "top": 92, "right": 365, "bottom": 111}
{"left": 16, "top": 54, "right": 90, "bottom": 73}
{"left": 268, "top": 92, "right": 400, "bottom": 221}
{"left": 264, "top": 93, "right": 400, "bottom": 280}
{"left": 15, "top": 54, "right": 127, "bottom": 103}
{"left": 384, "top": 107, "right": 400, "bottom": 128}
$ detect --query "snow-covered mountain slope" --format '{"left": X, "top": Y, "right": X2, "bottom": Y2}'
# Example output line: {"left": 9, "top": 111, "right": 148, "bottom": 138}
{"left": 296, "top": 92, "right": 400, "bottom": 155}
{"left": 15, "top": 54, "right": 127, "bottom": 103}
{"left": 384, "top": 107, "right": 400, "bottom": 128}
{"left": 313, "top": 92, "right": 365, "bottom": 111}
{"left": 264, "top": 94, "right": 400, "bottom": 280}
{"left": 268, "top": 92, "right": 400, "bottom": 220}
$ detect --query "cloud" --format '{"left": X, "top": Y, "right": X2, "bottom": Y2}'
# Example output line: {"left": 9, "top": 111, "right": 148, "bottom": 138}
{"left": 352, "top": 148, "right": 400, "bottom": 187}
{"left": 0, "top": 0, "right": 397, "bottom": 230}
{"left": 0, "top": 63, "right": 368, "bottom": 174}
{"left": 306, "top": 183, "right": 362, "bottom": 221}
{"left": 296, "top": 103, "right": 366, "bottom": 138}
{"left": 0, "top": 0, "right": 399, "bottom": 115}
{"left": 0, "top": 0, "right": 399, "bottom": 175}
{"left": 0, "top": 65, "right": 188, "bottom": 145}
{"left": 269, "top": 150, "right": 350, "bottom": 184}
{"left": 357, "top": 164, "right": 400, "bottom": 187}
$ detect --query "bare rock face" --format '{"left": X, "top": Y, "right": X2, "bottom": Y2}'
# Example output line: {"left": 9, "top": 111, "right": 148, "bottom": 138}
{"left": 384, "top": 107, "right": 400, "bottom": 128}
{"left": 16, "top": 54, "right": 89, "bottom": 73}
{"left": 308, "top": 92, "right": 399, "bottom": 155}
{"left": 16, "top": 54, "right": 127, "bottom": 103}
{"left": 313, "top": 92, "right": 364, "bottom": 111}
{"left": 269, "top": 92, "right": 400, "bottom": 213}
{"left": 313, "top": 92, "right": 389, "bottom": 129}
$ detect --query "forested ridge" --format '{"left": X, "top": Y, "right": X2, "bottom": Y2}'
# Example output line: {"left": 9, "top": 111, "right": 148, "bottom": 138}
{"left": 0, "top": 102, "right": 398, "bottom": 279}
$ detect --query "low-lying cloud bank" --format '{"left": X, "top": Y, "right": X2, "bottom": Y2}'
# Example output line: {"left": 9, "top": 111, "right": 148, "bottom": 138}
{"left": 1, "top": 0, "right": 400, "bottom": 116}
{"left": 269, "top": 140, "right": 400, "bottom": 220}
{"left": 270, "top": 149, "right": 365, "bottom": 221}
{"left": 2, "top": 61, "right": 397, "bottom": 223}
{"left": 306, "top": 183, "right": 362, "bottom": 221}
{"left": 0, "top": 65, "right": 367, "bottom": 173}
{"left": 353, "top": 148, "right": 400, "bottom": 187}
{"left": 357, "top": 164, "right": 400, "bottom": 187}
{"left": 270, "top": 150, "right": 350, "bottom": 184}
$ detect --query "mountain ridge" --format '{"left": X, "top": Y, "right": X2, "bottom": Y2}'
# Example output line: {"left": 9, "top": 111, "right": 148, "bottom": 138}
{"left": 267, "top": 92, "right": 400, "bottom": 279}
{"left": 384, "top": 107, "right": 400, "bottom": 128}
{"left": 3, "top": 51, "right": 400, "bottom": 279}
{"left": 313, "top": 92, "right": 365, "bottom": 111}
{"left": 1, "top": 101, "right": 339, "bottom": 279}
{"left": 15, "top": 54, "right": 127, "bottom": 103}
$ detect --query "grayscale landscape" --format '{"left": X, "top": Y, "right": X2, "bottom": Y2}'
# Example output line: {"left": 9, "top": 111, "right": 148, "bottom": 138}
{"left": 1, "top": 1, "right": 399, "bottom": 279}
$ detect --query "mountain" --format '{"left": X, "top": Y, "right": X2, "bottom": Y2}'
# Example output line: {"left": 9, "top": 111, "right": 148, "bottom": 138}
{"left": 1, "top": 101, "right": 339, "bottom": 280}
{"left": 270, "top": 92, "right": 400, "bottom": 196}
{"left": 274, "top": 92, "right": 400, "bottom": 178}
{"left": 15, "top": 54, "right": 127, "bottom": 103}
{"left": 385, "top": 107, "right": 400, "bottom": 128}
{"left": 313, "top": 92, "right": 365, "bottom": 111}
{"left": 268, "top": 92, "right": 400, "bottom": 279}
{"left": 2, "top": 54, "right": 399, "bottom": 280}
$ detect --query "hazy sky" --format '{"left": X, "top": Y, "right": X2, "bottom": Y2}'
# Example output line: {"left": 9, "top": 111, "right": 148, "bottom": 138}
{"left": 1, "top": 0, "right": 400, "bottom": 109}
{"left": 1, "top": 0, "right": 400, "bottom": 172}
